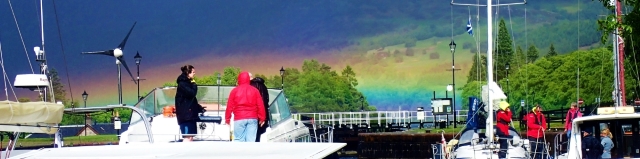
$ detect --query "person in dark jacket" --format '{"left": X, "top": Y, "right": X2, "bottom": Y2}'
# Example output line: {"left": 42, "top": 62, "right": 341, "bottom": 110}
{"left": 582, "top": 129, "right": 603, "bottom": 159}
{"left": 225, "top": 71, "right": 266, "bottom": 142}
{"left": 175, "top": 65, "right": 204, "bottom": 142}
{"left": 527, "top": 104, "right": 547, "bottom": 159}
{"left": 250, "top": 77, "right": 270, "bottom": 142}
{"left": 496, "top": 101, "right": 512, "bottom": 159}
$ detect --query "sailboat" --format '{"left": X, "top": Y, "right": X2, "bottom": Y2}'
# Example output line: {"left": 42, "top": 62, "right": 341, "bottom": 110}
{"left": 0, "top": 0, "right": 65, "bottom": 157}
{"left": 440, "top": 0, "right": 531, "bottom": 158}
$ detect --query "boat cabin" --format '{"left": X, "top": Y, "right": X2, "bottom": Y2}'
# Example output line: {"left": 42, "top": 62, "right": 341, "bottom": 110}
{"left": 564, "top": 107, "right": 640, "bottom": 158}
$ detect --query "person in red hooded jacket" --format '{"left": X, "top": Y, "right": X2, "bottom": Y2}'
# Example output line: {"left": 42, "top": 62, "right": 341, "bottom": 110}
{"left": 527, "top": 104, "right": 547, "bottom": 159}
{"left": 225, "top": 71, "right": 266, "bottom": 142}
{"left": 564, "top": 102, "right": 581, "bottom": 139}
{"left": 496, "top": 101, "right": 512, "bottom": 159}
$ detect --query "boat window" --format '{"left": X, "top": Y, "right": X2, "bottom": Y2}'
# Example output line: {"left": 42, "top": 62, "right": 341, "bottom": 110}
{"left": 579, "top": 119, "right": 640, "bottom": 158}
{"left": 269, "top": 99, "right": 281, "bottom": 124}
{"left": 269, "top": 92, "right": 292, "bottom": 126}
{"left": 134, "top": 86, "right": 286, "bottom": 119}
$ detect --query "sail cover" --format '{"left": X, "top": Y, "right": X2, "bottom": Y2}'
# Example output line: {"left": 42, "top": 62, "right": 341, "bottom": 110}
{"left": 0, "top": 100, "right": 64, "bottom": 133}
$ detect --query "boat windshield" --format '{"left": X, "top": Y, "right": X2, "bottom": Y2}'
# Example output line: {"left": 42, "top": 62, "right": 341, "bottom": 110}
{"left": 132, "top": 86, "right": 291, "bottom": 126}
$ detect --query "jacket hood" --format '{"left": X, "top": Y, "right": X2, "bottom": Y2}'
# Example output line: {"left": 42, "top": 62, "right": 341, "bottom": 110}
{"left": 251, "top": 77, "right": 265, "bottom": 84}
{"left": 531, "top": 105, "right": 541, "bottom": 114}
{"left": 499, "top": 101, "right": 510, "bottom": 110}
{"left": 237, "top": 71, "right": 251, "bottom": 85}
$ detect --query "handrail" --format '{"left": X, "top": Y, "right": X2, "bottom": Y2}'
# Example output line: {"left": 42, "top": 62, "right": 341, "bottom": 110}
{"left": 64, "top": 105, "right": 154, "bottom": 143}
{"left": 553, "top": 133, "right": 565, "bottom": 158}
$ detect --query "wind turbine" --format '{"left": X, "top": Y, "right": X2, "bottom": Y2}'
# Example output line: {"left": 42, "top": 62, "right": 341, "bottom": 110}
{"left": 82, "top": 22, "right": 138, "bottom": 105}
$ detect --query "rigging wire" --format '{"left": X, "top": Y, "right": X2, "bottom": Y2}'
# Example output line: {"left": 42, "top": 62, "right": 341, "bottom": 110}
{"left": 508, "top": 5, "right": 516, "bottom": 57}
{"left": 0, "top": 38, "right": 9, "bottom": 100}
{"left": 52, "top": 0, "right": 76, "bottom": 106}
{"left": 577, "top": 0, "right": 581, "bottom": 106}
{"left": 8, "top": 0, "right": 36, "bottom": 74}
{"left": 494, "top": 0, "right": 499, "bottom": 81}
{"left": 0, "top": 37, "right": 19, "bottom": 101}
{"left": 476, "top": 0, "right": 481, "bottom": 94}
{"left": 9, "top": 0, "right": 41, "bottom": 102}
{"left": 525, "top": 2, "right": 529, "bottom": 108}
{"left": 591, "top": 42, "right": 608, "bottom": 115}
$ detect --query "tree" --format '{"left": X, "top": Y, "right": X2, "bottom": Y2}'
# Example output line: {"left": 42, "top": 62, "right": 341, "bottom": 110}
{"left": 594, "top": 0, "right": 640, "bottom": 95}
{"left": 341, "top": 65, "right": 358, "bottom": 87}
{"left": 221, "top": 66, "right": 241, "bottom": 85}
{"left": 505, "top": 48, "right": 613, "bottom": 110}
{"left": 466, "top": 54, "right": 487, "bottom": 83}
{"left": 511, "top": 45, "right": 526, "bottom": 72}
{"left": 495, "top": 19, "right": 514, "bottom": 82}
{"left": 160, "top": 60, "right": 371, "bottom": 113}
{"left": 527, "top": 45, "right": 539, "bottom": 63}
{"left": 47, "top": 68, "right": 67, "bottom": 104}
{"left": 594, "top": 0, "right": 636, "bottom": 44}
{"left": 60, "top": 101, "right": 84, "bottom": 125}
{"left": 545, "top": 43, "right": 557, "bottom": 58}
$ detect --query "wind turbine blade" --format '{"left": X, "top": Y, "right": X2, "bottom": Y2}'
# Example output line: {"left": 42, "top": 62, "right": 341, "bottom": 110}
{"left": 81, "top": 50, "right": 114, "bottom": 56}
{"left": 117, "top": 22, "right": 137, "bottom": 50}
{"left": 118, "top": 56, "right": 137, "bottom": 85}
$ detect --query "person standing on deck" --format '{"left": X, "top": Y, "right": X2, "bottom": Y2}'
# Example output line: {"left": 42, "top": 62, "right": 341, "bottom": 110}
{"left": 175, "top": 65, "right": 205, "bottom": 142}
{"left": 564, "top": 102, "right": 582, "bottom": 139}
{"left": 582, "top": 129, "right": 603, "bottom": 159}
{"left": 600, "top": 128, "right": 614, "bottom": 159}
{"left": 527, "top": 104, "right": 547, "bottom": 159}
{"left": 250, "top": 77, "right": 270, "bottom": 142}
{"left": 496, "top": 101, "right": 512, "bottom": 159}
{"left": 225, "top": 71, "right": 266, "bottom": 142}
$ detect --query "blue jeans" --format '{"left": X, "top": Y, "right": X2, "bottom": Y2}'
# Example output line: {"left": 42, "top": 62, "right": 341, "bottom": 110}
{"left": 179, "top": 121, "right": 197, "bottom": 138}
{"left": 233, "top": 119, "right": 258, "bottom": 142}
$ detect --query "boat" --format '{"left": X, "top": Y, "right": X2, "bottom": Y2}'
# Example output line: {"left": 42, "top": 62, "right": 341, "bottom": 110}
{"left": 1, "top": 1, "right": 345, "bottom": 158}
{"left": 6, "top": 86, "right": 346, "bottom": 159}
{"left": 554, "top": 0, "right": 640, "bottom": 158}
{"left": 555, "top": 107, "right": 640, "bottom": 159}
{"left": 438, "top": 0, "right": 531, "bottom": 158}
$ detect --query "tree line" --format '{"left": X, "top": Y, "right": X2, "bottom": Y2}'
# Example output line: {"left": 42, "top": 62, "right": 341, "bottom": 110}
{"left": 461, "top": 17, "right": 627, "bottom": 112}
{"left": 164, "top": 60, "right": 372, "bottom": 113}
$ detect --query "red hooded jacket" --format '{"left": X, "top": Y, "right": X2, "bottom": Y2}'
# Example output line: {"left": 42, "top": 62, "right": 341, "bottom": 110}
{"left": 564, "top": 108, "right": 582, "bottom": 131}
{"left": 526, "top": 110, "right": 547, "bottom": 138}
{"left": 496, "top": 110, "right": 512, "bottom": 136}
{"left": 225, "top": 71, "right": 266, "bottom": 124}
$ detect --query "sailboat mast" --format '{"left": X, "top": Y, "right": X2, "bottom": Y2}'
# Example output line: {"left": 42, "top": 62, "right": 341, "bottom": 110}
{"left": 616, "top": 0, "right": 627, "bottom": 106}
{"left": 486, "top": 0, "right": 494, "bottom": 144}
{"left": 37, "top": 0, "right": 54, "bottom": 103}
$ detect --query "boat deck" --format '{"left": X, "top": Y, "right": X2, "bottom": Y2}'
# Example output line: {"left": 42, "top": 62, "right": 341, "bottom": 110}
{"left": 6, "top": 141, "right": 346, "bottom": 159}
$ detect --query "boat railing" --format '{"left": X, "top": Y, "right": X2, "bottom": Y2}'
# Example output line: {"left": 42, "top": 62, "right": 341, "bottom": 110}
{"left": 431, "top": 143, "right": 447, "bottom": 159}
{"left": 293, "top": 110, "right": 469, "bottom": 129}
{"left": 446, "top": 137, "right": 528, "bottom": 159}
{"left": 528, "top": 138, "right": 551, "bottom": 159}
{"left": 553, "top": 132, "right": 566, "bottom": 158}
{"left": 313, "top": 125, "right": 334, "bottom": 143}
